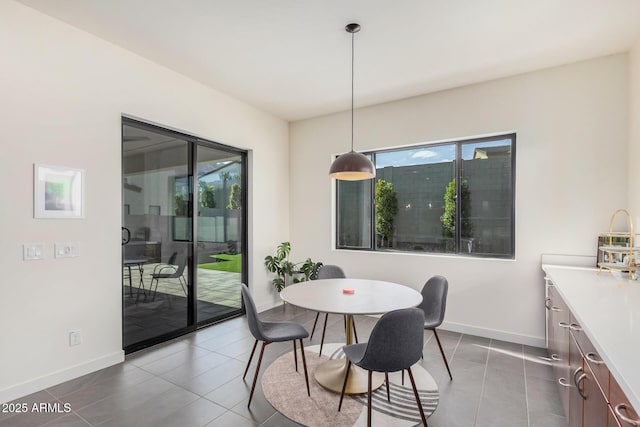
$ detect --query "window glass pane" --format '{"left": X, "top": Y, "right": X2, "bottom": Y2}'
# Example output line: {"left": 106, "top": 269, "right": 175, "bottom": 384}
{"left": 460, "top": 138, "right": 514, "bottom": 256}
{"left": 337, "top": 178, "right": 372, "bottom": 249}
{"left": 376, "top": 145, "right": 456, "bottom": 253}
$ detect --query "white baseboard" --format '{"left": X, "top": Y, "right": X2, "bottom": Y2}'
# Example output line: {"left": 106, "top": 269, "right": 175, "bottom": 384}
{"left": 0, "top": 350, "right": 125, "bottom": 404}
{"left": 440, "top": 320, "right": 546, "bottom": 348}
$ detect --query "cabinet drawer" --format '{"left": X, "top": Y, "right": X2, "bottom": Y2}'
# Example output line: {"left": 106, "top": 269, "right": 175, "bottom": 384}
{"left": 609, "top": 404, "right": 623, "bottom": 427}
{"left": 610, "top": 376, "right": 640, "bottom": 426}
{"left": 570, "top": 315, "right": 609, "bottom": 397}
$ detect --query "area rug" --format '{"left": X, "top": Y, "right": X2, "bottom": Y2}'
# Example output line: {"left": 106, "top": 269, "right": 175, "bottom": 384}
{"left": 262, "top": 343, "right": 439, "bottom": 427}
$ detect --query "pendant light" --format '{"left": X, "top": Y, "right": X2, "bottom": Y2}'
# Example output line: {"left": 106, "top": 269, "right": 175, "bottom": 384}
{"left": 329, "top": 23, "right": 376, "bottom": 181}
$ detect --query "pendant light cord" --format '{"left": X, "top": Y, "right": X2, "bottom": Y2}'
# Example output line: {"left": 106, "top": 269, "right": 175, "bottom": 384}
{"left": 351, "top": 30, "right": 355, "bottom": 152}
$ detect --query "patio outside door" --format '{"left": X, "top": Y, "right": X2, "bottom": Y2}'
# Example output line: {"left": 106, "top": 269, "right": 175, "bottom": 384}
{"left": 122, "top": 118, "right": 247, "bottom": 353}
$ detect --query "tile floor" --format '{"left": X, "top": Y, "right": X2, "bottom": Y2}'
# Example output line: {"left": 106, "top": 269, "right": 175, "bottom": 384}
{"left": 1, "top": 304, "right": 567, "bottom": 427}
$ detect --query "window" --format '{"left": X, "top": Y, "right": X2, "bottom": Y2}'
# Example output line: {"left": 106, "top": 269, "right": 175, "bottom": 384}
{"left": 336, "top": 134, "right": 515, "bottom": 258}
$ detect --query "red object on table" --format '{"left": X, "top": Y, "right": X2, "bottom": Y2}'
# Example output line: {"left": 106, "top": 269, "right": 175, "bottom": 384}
{"left": 343, "top": 288, "right": 355, "bottom": 294}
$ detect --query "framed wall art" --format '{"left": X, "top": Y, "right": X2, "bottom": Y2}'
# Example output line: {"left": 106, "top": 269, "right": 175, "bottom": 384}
{"left": 34, "top": 164, "right": 85, "bottom": 219}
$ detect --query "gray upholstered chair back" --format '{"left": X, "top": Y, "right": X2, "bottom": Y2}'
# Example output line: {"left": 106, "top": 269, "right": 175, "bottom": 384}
{"left": 317, "top": 264, "right": 346, "bottom": 279}
{"left": 418, "top": 275, "right": 448, "bottom": 327}
{"left": 358, "top": 308, "right": 424, "bottom": 373}
{"left": 240, "top": 285, "right": 266, "bottom": 341}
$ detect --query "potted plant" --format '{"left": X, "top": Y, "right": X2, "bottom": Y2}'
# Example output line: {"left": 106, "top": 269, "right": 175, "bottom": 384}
{"left": 264, "top": 241, "right": 322, "bottom": 292}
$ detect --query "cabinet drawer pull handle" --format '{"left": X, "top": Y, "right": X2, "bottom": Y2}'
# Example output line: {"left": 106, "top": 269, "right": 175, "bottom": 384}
{"left": 614, "top": 403, "right": 639, "bottom": 426}
{"left": 558, "top": 321, "right": 570, "bottom": 328}
{"left": 550, "top": 306, "right": 562, "bottom": 312}
{"left": 574, "top": 373, "right": 587, "bottom": 400}
{"left": 570, "top": 323, "right": 582, "bottom": 332}
{"left": 558, "top": 377, "right": 571, "bottom": 387}
{"left": 585, "top": 352, "right": 605, "bottom": 365}
{"left": 551, "top": 354, "right": 561, "bottom": 361}
{"left": 573, "top": 367, "right": 583, "bottom": 383}
{"left": 545, "top": 298, "right": 552, "bottom": 310}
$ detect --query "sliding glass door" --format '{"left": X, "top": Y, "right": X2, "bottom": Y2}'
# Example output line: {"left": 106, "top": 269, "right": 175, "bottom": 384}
{"left": 122, "top": 118, "right": 246, "bottom": 353}
{"left": 195, "top": 145, "right": 245, "bottom": 325}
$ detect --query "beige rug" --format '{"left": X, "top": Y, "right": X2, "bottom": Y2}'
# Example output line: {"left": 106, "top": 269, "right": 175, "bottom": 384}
{"left": 262, "top": 343, "right": 439, "bottom": 427}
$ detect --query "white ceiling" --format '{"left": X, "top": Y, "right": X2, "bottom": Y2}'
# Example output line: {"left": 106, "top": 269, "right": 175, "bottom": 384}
{"left": 18, "top": 0, "right": 640, "bottom": 121}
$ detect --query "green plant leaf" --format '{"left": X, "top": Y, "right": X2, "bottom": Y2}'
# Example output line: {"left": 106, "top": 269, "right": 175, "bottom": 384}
{"left": 274, "top": 278, "right": 285, "bottom": 292}
{"left": 264, "top": 255, "right": 279, "bottom": 273}
{"left": 276, "top": 241, "right": 291, "bottom": 260}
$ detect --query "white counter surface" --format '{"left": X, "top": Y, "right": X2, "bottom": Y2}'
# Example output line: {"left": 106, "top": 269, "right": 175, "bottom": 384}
{"left": 542, "top": 265, "right": 640, "bottom": 410}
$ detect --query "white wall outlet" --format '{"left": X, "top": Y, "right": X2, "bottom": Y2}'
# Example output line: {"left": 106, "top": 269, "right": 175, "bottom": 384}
{"left": 69, "top": 330, "right": 82, "bottom": 347}
{"left": 55, "top": 242, "right": 80, "bottom": 258}
{"left": 23, "top": 243, "right": 44, "bottom": 260}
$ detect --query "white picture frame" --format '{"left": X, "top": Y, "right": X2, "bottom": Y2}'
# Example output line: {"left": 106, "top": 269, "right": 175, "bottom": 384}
{"left": 34, "top": 164, "right": 85, "bottom": 219}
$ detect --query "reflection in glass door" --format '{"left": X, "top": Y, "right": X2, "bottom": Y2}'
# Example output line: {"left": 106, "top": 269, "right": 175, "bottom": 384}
{"left": 122, "top": 118, "right": 246, "bottom": 353}
{"left": 195, "top": 145, "right": 245, "bottom": 325}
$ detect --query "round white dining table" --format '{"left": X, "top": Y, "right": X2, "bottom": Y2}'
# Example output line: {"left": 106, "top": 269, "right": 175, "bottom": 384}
{"left": 280, "top": 278, "right": 423, "bottom": 394}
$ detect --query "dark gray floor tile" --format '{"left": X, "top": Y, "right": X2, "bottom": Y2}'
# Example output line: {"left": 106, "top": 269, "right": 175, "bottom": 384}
{"left": 47, "top": 363, "right": 136, "bottom": 399}
{"left": 229, "top": 392, "right": 277, "bottom": 426}
{"left": 137, "top": 345, "right": 212, "bottom": 375}
{"left": 260, "top": 411, "right": 304, "bottom": 426}
{"left": 61, "top": 367, "right": 155, "bottom": 410}
{"left": 40, "top": 413, "right": 92, "bottom": 427}
{"left": 126, "top": 340, "right": 190, "bottom": 367}
{"left": 75, "top": 376, "right": 176, "bottom": 424}
{"left": 214, "top": 336, "right": 260, "bottom": 359}
{"left": 475, "top": 385, "right": 528, "bottom": 427}
{"left": 97, "top": 386, "right": 199, "bottom": 427}
{"left": 152, "top": 398, "right": 227, "bottom": 427}
{"left": 0, "top": 390, "right": 56, "bottom": 423}
{"left": 204, "top": 377, "right": 251, "bottom": 409}
{"left": 205, "top": 410, "right": 257, "bottom": 426}
{"left": 530, "top": 411, "right": 568, "bottom": 427}
{"left": 160, "top": 351, "right": 234, "bottom": 384}
{"left": 172, "top": 358, "right": 245, "bottom": 396}
{"left": 526, "top": 376, "right": 564, "bottom": 417}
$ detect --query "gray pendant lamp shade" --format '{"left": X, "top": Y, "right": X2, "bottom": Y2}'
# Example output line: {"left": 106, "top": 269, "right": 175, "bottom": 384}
{"left": 329, "top": 23, "right": 376, "bottom": 181}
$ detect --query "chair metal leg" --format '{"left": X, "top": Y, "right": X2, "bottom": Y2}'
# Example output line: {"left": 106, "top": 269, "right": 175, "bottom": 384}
{"left": 179, "top": 276, "right": 187, "bottom": 296}
{"left": 319, "top": 313, "right": 329, "bottom": 356}
{"left": 407, "top": 367, "right": 428, "bottom": 426}
{"left": 126, "top": 265, "right": 133, "bottom": 296}
{"left": 433, "top": 329, "right": 453, "bottom": 380}
{"left": 338, "top": 360, "right": 352, "bottom": 411}
{"left": 293, "top": 340, "right": 298, "bottom": 372}
{"left": 385, "top": 373, "right": 390, "bottom": 402}
{"left": 310, "top": 312, "right": 320, "bottom": 340}
{"left": 367, "top": 370, "right": 372, "bottom": 427}
{"left": 299, "top": 339, "right": 310, "bottom": 397}
{"left": 243, "top": 339, "right": 258, "bottom": 379}
{"left": 402, "top": 369, "right": 405, "bottom": 385}
{"left": 352, "top": 318, "right": 359, "bottom": 343}
{"left": 248, "top": 341, "right": 268, "bottom": 407}
{"left": 151, "top": 277, "right": 158, "bottom": 301}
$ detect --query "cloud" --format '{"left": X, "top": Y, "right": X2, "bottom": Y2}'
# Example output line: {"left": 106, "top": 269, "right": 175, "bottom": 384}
{"left": 411, "top": 150, "right": 437, "bottom": 159}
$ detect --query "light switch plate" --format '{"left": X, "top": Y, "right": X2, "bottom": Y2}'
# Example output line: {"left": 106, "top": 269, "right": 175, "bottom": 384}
{"left": 23, "top": 243, "right": 44, "bottom": 260}
{"left": 55, "top": 242, "right": 80, "bottom": 258}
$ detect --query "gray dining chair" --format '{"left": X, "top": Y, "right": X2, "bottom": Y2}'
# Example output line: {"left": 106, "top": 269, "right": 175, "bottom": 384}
{"left": 310, "top": 264, "right": 358, "bottom": 355}
{"left": 149, "top": 255, "right": 187, "bottom": 300}
{"left": 418, "top": 275, "right": 452, "bottom": 380}
{"left": 240, "top": 285, "right": 310, "bottom": 407}
{"left": 338, "top": 308, "right": 428, "bottom": 427}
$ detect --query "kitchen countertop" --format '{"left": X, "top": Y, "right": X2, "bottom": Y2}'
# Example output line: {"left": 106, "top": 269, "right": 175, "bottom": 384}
{"left": 542, "top": 264, "right": 640, "bottom": 411}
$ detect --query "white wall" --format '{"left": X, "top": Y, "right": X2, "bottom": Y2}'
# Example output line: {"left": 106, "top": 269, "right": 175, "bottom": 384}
{"left": 629, "top": 39, "right": 640, "bottom": 225}
{"left": 290, "top": 54, "right": 629, "bottom": 346}
{"left": 0, "top": 1, "right": 289, "bottom": 402}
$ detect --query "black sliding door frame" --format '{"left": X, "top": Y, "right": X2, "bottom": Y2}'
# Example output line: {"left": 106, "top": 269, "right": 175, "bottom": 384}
{"left": 122, "top": 117, "right": 248, "bottom": 354}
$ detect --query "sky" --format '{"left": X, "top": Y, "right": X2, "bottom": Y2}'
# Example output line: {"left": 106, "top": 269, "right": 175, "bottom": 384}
{"left": 374, "top": 138, "right": 511, "bottom": 168}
